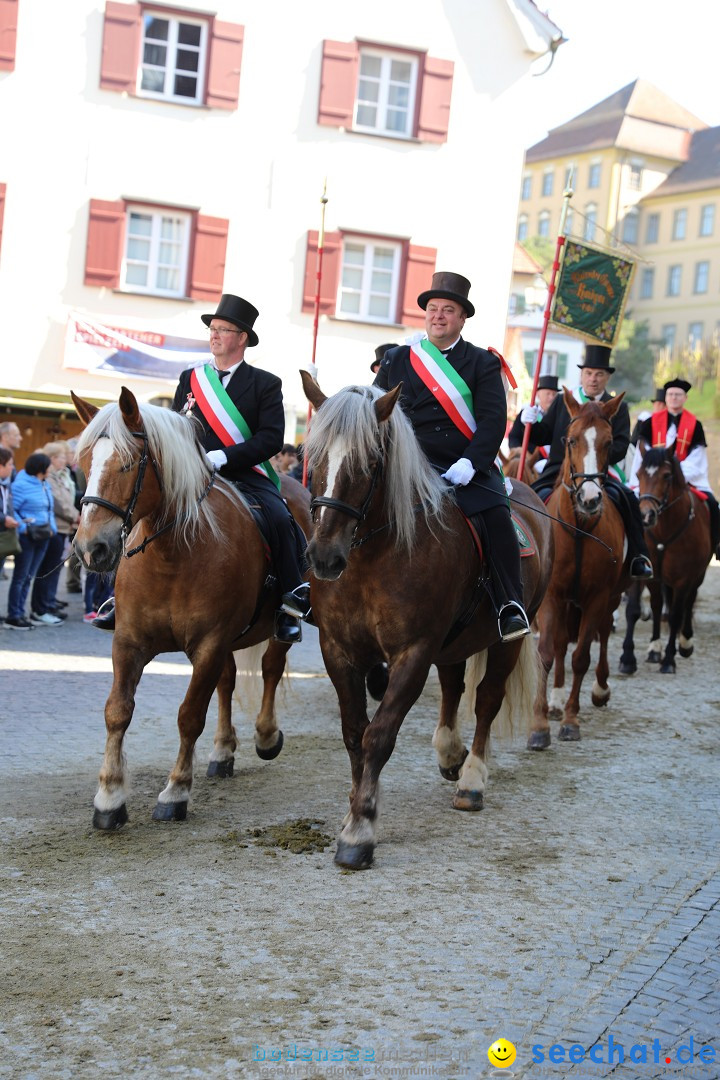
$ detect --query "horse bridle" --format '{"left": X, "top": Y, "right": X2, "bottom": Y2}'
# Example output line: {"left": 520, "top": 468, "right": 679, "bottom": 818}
{"left": 561, "top": 421, "right": 609, "bottom": 497}
{"left": 81, "top": 428, "right": 163, "bottom": 538}
{"left": 637, "top": 465, "right": 688, "bottom": 519}
{"left": 310, "top": 458, "right": 384, "bottom": 544}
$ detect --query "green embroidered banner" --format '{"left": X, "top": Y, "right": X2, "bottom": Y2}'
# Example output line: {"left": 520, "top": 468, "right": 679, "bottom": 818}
{"left": 550, "top": 240, "right": 635, "bottom": 346}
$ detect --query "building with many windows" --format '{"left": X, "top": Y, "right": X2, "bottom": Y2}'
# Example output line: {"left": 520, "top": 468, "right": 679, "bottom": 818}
{"left": 0, "top": 0, "right": 562, "bottom": 457}
{"left": 516, "top": 80, "right": 719, "bottom": 365}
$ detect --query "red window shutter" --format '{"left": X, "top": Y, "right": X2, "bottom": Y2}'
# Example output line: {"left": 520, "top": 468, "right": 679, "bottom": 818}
{"left": 302, "top": 230, "right": 342, "bottom": 314}
{"left": 0, "top": 183, "right": 6, "bottom": 257}
{"left": 206, "top": 20, "right": 243, "bottom": 110}
{"left": 416, "top": 56, "right": 454, "bottom": 144}
{"left": 317, "top": 40, "right": 358, "bottom": 128}
{"left": 399, "top": 244, "right": 437, "bottom": 327}
{"left": 0, "top": 0, "right": 18, "bottom": 71}
{"left": 188, "top": 215, "right": 228, "bottom": 300}
{"left": 84, "top": 199, "right": 125, "bottom": 288}
{"left": 100, "top": 1, "right": 141, "bottom": 93}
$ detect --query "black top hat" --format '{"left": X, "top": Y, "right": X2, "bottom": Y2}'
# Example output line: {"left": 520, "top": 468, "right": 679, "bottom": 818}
{"left": 417, "top": 271, "right": 475, "bottom": 318}
{"left": 653, "top": 387, "right": 666, "bottom": 403}
{"left": 578, "top": 344, "right": 614, "bottom": 373}
{"left": 201, "top": 294, "right": 260, "bottom": 347}
{"left": 663, "top": 377, "right": 691, "bottom": 394}
{"left": 537, "top": 374, "right": 559, "bottom": 392}
{"left": 371, "top": 342, "right": 398, "bottom": 371}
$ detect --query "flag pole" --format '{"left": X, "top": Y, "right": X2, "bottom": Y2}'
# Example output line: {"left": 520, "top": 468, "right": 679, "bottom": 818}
{"left": 517, "top": 176, "right": 573, "bottom": 479}
{"left": 302, "top": 178, "right": 328, "bottom": 488}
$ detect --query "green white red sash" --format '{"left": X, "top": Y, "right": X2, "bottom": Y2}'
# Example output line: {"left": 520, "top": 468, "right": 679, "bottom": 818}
{"left": 651, "top": 409, "right": 697, "bottom": 463}
{"left": 409, "top": 340, "right": 477, "bottom": 440}
{"left": 190, "top": 365, "right": 280, "bottom": 490}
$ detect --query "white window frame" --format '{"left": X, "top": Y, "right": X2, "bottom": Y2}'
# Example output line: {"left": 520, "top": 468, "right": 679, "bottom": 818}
{"left": 354, "top": 48, "right": 418, "bottom": 139}
{"left": 672, "top": 208, "right": 687, "bottom": 241}
{"left": 628, "top": 161, "right": 643, "bottom": 191}
{"left": 538, "top": 210, "right": 550, "bottom": 238}
{"left": 521, "top": 175, "right": 531, "bottom": 200}
{"left": 336, "top": 236, "right": 401, "bottom": 325}
{"left": 583, "top": 204, "right": 597, "bottom": 242}
{"left": 517, "top": 214, "right": 528, "bottom": 241}
{"left": 588, "top": 161, "right": 601, "bottom": 189}
{"left": 640, "top": 267, "right": 654, "bottom": 299}
{"left": 699, "top": 204, "right": 715, "bottom": 237}
{"left": 622, "top": 207, "right": 639, "bottom": 244}
{"left": 666, "top": 264, "right": 682, "bottom": 297}
{"left": 645, "top": 213, "right": 659, "bottom": 244}
{"left": 688, "top": 322, "right": 703, "bottom": 348}
{"left": 661, "top": 324, "right": 676, "bottom": 350}
{"left": 541, "top": 169, "right": 554, "bottom": 197}
{"left": 121, "top": 206, "right": 191, "bottom": 298}
{"left": 138, "top": 11, "right": 209, "bottom": 106}
{"left": 693, "top": 261, "right": 709, "bottom": 294}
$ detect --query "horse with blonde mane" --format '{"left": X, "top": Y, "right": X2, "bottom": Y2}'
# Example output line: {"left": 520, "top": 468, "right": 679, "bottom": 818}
{"left": 72, "top": 387, "right": 310, "bottom": 829}
{"left": 300, "top": 372, "right": 553, "bottom": 870}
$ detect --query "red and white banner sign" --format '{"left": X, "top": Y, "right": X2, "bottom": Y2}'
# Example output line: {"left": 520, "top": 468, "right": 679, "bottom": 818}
{"left": 63, "top": 312, "right": 209, "bottom": 383}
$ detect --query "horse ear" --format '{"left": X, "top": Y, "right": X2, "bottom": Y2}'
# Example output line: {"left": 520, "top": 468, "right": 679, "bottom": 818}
{"left": 119, "top": 386, "right": 141, "bottom": 428}
{"left": 563, "top": 386, "right": 580, "bottom": 418}
{"left": 300, "top": 369, "right": 327, "bottom": 410}
{"left": 602, "top": 390, "right": 625, "bottom": 419}
{"left": 375, "top": 383, "right": 402, "bottom": 424}
{"left": 666, "top": 439, "right": 676, "bottom": 459}
{"left": 638, "top": 438, "right": 648, "bottom": 459}
{"left": 71, "top": 391, "right": 99, "bottom": 426}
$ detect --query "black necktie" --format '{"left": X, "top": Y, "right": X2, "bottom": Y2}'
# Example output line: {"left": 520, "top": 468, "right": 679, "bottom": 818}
{"left": 217, "top": 369, "right": 230, "bottom": 384}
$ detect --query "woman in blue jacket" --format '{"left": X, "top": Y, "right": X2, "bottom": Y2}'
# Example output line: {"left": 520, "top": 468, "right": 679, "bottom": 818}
{"left": 6, "top": 452, "right": 58, "bottom": 629}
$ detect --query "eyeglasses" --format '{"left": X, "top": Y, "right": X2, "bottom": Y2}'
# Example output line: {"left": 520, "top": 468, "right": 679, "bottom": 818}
{"left": 208, "top": 326, "right": 241, "bottom": 336}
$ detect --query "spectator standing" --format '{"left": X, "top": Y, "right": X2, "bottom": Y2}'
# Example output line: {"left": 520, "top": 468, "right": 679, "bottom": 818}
{"left": 31, "top": 442, "right": 79, "bottom": 620}
{"left": 6, "top": 452, "right": 58, "bottom": 629}
{"left": 0, "top": 448, "right": 21, "bottom": 612}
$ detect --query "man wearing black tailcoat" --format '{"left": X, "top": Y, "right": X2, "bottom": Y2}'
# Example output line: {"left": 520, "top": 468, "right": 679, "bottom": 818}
{"left": 172, "top": 294, "right": 307, "bottom": 643}
{"left": 522, "top": 344, "right": 653, "bottom": 579}
{"left": 373, "top": 271, "right": 530, "bottom": 642}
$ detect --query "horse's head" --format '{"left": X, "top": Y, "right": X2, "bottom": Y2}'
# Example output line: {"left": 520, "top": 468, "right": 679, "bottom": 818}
{"left": 561, "top": 388, "right": 624, "bottom": 514}
{"left": 636, "top": 442, "right": 682, "bottom": 527}
{"left": 72, "top": 387, "right": 164, "bottom": 572}
{"left": 300, "top": 371, "right": 401, "bottom": 580}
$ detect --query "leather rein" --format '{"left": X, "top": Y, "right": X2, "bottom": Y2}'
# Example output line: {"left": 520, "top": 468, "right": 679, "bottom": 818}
{"left": 310, "top": 458, "right": 386, "bottom": 548}
{"left": 80, "top": 428, "right": 216, "bottom": 558}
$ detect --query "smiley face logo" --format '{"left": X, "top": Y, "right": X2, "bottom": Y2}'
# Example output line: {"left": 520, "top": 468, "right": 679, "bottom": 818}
{"left": 488, "top": 1039, "right": 517, "bottom": 1068}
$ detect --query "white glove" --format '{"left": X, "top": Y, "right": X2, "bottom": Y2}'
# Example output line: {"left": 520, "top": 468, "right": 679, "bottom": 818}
{"left": 206, "top": 449, "right": 228, "bottom": 468}
{"left": 520, "top": 404, "right": 540, "bottom": 424}
{"left": 442, "top": 457, "right": 475, "bottom": 486}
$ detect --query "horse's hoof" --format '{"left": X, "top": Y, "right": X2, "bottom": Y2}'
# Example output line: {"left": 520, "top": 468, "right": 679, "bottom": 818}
{"left": 646, "top": 651, "right": 661, "bottom": 664}
{"left": 453, "top": 789, "right": 484, "bottom": 811}
{"left": 526, "top": 730, "right": 551, "bottom": 751}
{"left": 591, "top": 692, "right": 610, "bottom": 707}
{"left": 678, "top": 644, "right": 693, "bottom": 658}
{"left": 548, "top": 706, "right": 563, "bottom": 721}
{"left": 660, "top": 661, "right": 676, "bottom": 674}
{"left": 93, "top": 804, "right": 128, "bottom": 830}
{"left": 366, "top": 662, "right": 389, "bottom": 701}
{"left": 334, "top": 839, "right": 374, "bottom": 870}
{"left": 256, "top": 730, "right": 284, "bottom": 760}
{"left": 152, "top": 800, "right": 187, "bottom": 821}
{"left": 438, "top": 746, "right": 469, "bottom": 781}
{"left": 618, "top": 659, "right": 637, "bottom": 675}
{"left": 558, "top": 724, "right": 581, "bottom": 742}
{"left": 207, "top": 758, "right": 234, "bottom": 778}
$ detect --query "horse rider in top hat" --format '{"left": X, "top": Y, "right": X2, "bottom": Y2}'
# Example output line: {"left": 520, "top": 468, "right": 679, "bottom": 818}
{"left": 370, "top": 343, "right": 398, "bottom": 378}
{"left": 521, "top": 343, "right": 654, "bottom": 580}
{"left": 629, "top": 377, "right": 720, "bottom": 558}
{"left": 507, "top": 373, "right": 559, "bottom": 474}
{"left": 372, "top": 270, "right": 531, "bottom": 643}
{"left": 93, "top": 294, "right": 308, "bottom": 643}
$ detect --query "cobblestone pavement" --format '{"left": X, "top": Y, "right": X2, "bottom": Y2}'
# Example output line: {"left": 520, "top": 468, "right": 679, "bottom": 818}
{"left": 1, "top": 563, "right": 719, "bottom": 1080}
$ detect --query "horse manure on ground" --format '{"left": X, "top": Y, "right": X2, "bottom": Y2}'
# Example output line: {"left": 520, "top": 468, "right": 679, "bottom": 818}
{"left": 250, "top": 819, "right": 333, "bottom": 854}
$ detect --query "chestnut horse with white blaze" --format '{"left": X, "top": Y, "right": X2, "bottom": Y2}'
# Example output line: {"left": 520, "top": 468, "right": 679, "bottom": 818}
{"left": 300, "top": 372, "right": 553, "bottom": 870}
{"left": 529, "top": 389, "right": 632, "bottom": 748}
{"left": 620, "top": 443, "right": 712, "bottom": 675}
{"left": 72, "top": 388, "right": 311, "bottom": 829}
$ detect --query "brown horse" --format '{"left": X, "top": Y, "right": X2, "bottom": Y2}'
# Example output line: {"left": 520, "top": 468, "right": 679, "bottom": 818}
{"left": 529, "top": 389, "right": 631, "bottom": 747}
{"left": 620, "top": 443, "right": 712, "bottom": 674}
{"left": 72, "top": 387, "right": 311, "bottom": 829}
{"left": 498, "top": 445, "right": 543, "bottom": 486}
{"left": 300, "top": 372, "right": 553, "bottom": 870}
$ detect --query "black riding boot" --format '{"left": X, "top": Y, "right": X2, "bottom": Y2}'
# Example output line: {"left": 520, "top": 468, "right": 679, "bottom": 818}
{"left": 606, "top": 481, "right": 653, "bottom": 579}
{"left": 474, "top": 505, "right": 531, "bottom": 643}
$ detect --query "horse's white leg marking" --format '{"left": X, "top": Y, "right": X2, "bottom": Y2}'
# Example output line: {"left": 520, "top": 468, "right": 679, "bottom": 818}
{"left": 318, "top": 444, "right": 346, "bottom": 523}
{"left": 550, "top": 686, "right": 567, "bottom": 711}
{"left": 679, "top": 633, "right": 693, "bottom": 650}
{"left": 81, "top": 438, "right": 114, "bottom": 521}
{"left": 94, "top": 779, "right": 128, "bottom": 812}
{"left": 592, "top": 679, "right": 610, "bottom": 702}
{"left": 648, "top": 639, "right": 662, "bottom": 655}
{"left": 157, "top": 780, "right": 192, "bottom": 805}
{"left": 579, "top": 428, "right": 603, "bottom": 503}
{"left": 339, "top": 785, "right": 380, "bottom": 847}
{"left": 432, "top": 724, "right": 465, "bottom": 768}
{"left": 457, "top": 752, "right": 488, "bottom": 794}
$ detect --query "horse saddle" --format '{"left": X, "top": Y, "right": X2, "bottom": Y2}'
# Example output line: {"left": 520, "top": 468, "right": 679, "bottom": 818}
{"left": 460, "top": 511, "right": 535, "bottom": 559}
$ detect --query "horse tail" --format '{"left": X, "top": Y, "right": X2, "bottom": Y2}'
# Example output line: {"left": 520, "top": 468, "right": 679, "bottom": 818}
{"left": 463, "top": 635, "right": 540, "bottom": 742}
{"left": 232, "top": 641, "right": 276, "bottom": 717}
